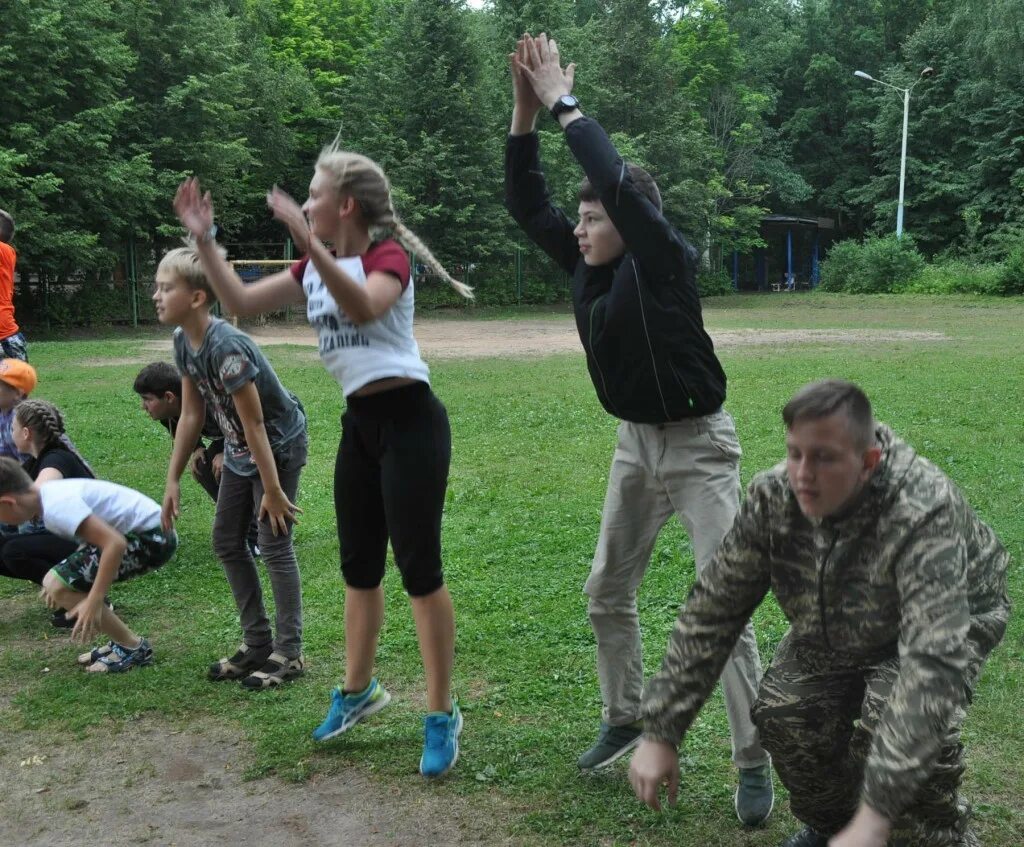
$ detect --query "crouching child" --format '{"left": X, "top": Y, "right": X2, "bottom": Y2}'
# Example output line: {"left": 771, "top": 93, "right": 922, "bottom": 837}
{"left": 0, "top": 457, "right": 177, "bottom": 672}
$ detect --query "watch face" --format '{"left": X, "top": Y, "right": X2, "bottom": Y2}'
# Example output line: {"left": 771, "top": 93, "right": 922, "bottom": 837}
{"left": 560, "top": 95, "right": 578, "bottom": 108}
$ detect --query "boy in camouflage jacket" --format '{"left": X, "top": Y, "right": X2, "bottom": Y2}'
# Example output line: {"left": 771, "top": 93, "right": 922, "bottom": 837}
{"left": 630, "top": 380, "right": 1010, "bottom": 847}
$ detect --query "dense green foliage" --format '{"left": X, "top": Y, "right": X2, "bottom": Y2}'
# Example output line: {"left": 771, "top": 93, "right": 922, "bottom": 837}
{"left": 1, "top": 0, "right": 1022, "bottom": 310}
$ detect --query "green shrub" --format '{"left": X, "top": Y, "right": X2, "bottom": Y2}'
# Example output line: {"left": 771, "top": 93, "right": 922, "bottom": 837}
{"left": 995, "top": 244, "right": 1024, "bottom": 295}
{"left": 900, "top": 260, "right": 1003, "bottom": 295}
{"left": 818, "top": 240, "right": 865, "bottom": 292}
{"left": 697, "top": 268, "right": 735, "bottom": 297}
{"left": 819, "top": 235, "right": 925, "bottom": 293}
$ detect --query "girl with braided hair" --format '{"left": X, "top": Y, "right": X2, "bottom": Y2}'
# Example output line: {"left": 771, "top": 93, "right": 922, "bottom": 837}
{"left": 13, "top": 399, "right": 94, "bottom": 483}
{"left": 0, "top": 399, "right": 100, "bottom": 625}
{"left": 173, "top": 145, "right": 470, "bottom": 778}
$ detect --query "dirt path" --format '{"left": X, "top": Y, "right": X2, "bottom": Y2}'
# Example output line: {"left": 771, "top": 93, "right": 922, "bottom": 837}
{"left": 95, "top": 317, "right": 947, "bottom": 366}
{"left": 0, "top": 717, "right": 515, "bottom": 847}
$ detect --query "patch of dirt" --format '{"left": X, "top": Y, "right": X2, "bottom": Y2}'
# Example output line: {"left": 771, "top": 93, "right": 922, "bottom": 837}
{"left": 80, "top": 318, "right": 949, "bottom": 367}
{"left": 0, "top": 718, "right": 518, "bottom": 847}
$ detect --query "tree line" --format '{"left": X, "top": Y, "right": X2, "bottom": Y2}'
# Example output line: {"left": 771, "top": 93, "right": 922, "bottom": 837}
{"left": 2, "top": 0, "right": 1022, "bottom": 313}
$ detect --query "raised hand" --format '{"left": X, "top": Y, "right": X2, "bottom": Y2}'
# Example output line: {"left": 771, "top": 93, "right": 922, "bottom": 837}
{"left": 267, "top": 185, "right": 311, "bottom": 254}
{"left": 510, "top": 35, "right": 543, "bottom": 120}
{"left": 173, "top": 177, "right": 215, "bottom": 241}
{"left": 518, "top": 33, "right": 576, "bottom": 111}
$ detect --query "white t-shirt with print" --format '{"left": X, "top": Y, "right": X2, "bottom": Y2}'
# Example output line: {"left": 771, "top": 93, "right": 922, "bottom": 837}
{"left": 40, "top": 479, "right": 162, "bottom": 540}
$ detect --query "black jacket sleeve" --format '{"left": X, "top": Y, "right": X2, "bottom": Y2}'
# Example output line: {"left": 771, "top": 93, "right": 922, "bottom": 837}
{"left": 563, "top": 117, "right": 698, "bottom": 287}
{"left": 505, "top": 132, "right": 581, "bottom": 276}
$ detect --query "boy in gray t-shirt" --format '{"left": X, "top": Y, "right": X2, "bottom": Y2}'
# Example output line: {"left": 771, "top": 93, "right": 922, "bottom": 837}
{"left": 157, "top": 245, "right": 308, "bottom": 690}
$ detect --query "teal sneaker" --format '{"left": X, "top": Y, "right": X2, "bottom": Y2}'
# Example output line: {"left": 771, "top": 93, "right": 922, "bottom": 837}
{"left": 311, "top": 678, "right": 391, "bottom": 742}
{"left": 420, "top": 700, "right": 463, "bottom": 778}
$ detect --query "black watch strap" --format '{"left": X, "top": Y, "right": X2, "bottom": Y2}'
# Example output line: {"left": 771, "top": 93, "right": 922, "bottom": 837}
{"left": 550, "top": 95, "right": 580, "bottom": 121}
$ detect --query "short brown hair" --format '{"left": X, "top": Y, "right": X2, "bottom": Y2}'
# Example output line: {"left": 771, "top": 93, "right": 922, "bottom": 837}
{"left": 0, "top": 456, "right": 33, "bottom": 495}
{"left": 157, "top": 244, "right": 222, "bottom": 306}
{"left": 579, "top": 163, "right": 662, "bottom": 212}
{"left": 782, "top": 379, "right": 875, "bottom": 448}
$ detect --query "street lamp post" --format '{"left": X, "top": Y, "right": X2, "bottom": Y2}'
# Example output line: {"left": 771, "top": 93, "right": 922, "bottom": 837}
{"left": 854, "top": 67, "right": 934, "bottom": 238}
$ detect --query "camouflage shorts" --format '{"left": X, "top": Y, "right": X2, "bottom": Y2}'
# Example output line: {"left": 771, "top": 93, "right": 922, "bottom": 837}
{"left": 0, "top": 332, "right": 28, "bottom": 362}
{"left": 51, "top": 527, "right": 178, "bottom": 593}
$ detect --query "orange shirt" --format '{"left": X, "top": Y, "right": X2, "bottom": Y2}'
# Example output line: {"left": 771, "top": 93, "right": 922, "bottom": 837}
{"left": 0, "top": 241, "right": 19, "bottom": 339}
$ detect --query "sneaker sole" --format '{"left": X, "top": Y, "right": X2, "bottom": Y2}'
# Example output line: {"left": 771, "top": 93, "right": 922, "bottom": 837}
{"left": 578, "top": 732, "right": 643, "bottom": 771}
{"left": 734, "top": 785, "right": 775, "bottom": 827}
{"left": 420, "top": 709, "right": 463, "bottom": 779}
{"left": 315, "top": 689, "right": 392, "bottom": 742}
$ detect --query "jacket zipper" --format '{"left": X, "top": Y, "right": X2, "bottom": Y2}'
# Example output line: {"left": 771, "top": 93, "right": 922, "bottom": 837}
{"left": 817, "top": 533, "right": 838, "bottom": 652}
{"left": 631, "top": 258, "right": 671, "bottom": 419}
{"left": 588, "top": 296, "right": 619, "bottom": 417}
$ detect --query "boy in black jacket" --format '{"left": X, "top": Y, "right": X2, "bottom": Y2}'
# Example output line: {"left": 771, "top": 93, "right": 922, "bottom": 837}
{"left": 505, "top": 34, "right": 771, "bottom": 825}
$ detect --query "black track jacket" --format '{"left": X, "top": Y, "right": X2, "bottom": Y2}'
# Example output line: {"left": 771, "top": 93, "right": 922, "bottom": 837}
{"left": 505, "top": 117, "right": 726, "bottom": 423}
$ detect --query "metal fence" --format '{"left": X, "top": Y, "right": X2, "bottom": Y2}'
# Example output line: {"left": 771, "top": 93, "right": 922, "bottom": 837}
{"left": 12, "top": 240, "right": 572, "bottom": 332}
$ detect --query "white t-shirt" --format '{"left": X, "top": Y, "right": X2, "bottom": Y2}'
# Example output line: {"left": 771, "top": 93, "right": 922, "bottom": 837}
{"left": 292, "top": 240, "right": 430, "bottom": 397}
{"left": 40, "top": 479, "right": 162, "bottom": 540}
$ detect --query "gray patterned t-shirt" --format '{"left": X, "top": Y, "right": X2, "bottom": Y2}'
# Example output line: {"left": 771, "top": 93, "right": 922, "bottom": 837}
{"left": 172, "top": 319, "right": 306, "bottom": 477}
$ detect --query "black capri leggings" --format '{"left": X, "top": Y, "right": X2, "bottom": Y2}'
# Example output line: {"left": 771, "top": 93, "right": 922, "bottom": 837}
{"left": 335, "top": 381, "right": 451, "bottom": 597}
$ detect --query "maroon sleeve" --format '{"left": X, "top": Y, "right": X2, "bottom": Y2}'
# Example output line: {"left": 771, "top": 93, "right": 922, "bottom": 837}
{"left": 363, "top": 240, "right": 410, "bottom": 291}
{"left": 290, "top": 256, "right": 309, "bottom": 284}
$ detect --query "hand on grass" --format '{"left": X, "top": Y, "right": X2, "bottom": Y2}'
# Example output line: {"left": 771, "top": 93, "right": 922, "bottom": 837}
{"left": 67, "top": 594, "right": 103, "bottom": 644}
{"left": 161, "top": 482, "right": 180, "bottom": 533}
{"left": 267, "top": 185, "right": 311, "bottom": 254}
{"left": 259, "top": 486, "right": 302, "bottom": 537}
{"left": 628, "top": 739, "right": 679, "bottom": 812}
{"left": 173, "top": 177, "right": 215, "bottom": 241}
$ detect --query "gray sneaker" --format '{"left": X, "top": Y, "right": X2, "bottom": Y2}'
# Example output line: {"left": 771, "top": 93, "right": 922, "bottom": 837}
{"left": 576, "top": 721, "right": 643, "bottom": 770}
{"left": 735, "top": 763, "right": 775, "bottom": 826}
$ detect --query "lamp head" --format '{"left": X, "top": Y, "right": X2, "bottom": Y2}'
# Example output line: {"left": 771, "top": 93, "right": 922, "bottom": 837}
{"left": 921, "top": 66, "right": 935, "bottom": 78}
{"left": 854, "top": 70, "right": 874, "bottom": 81}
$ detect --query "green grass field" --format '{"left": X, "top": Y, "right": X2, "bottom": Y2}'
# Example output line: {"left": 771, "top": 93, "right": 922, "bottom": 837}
{"left": 2, "top": 294, "right": 1022, "bottom": 846}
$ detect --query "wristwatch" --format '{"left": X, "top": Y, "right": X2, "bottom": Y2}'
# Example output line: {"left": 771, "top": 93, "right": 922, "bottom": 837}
{"left": 198, "top": 224, "right": 218, "bottom": 244}
{"left": 550, "top": 94, "right": 580, "bottom": 121}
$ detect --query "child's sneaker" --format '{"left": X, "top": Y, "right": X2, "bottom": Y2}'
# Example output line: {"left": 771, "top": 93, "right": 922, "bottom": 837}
{"left": 85, "top": 638, "right": 153, "bottom": 673}
{"left": 239, "top": 652, "right": 305, "bottom": 690}
{"left": 312, "top": 678, "right": 391, "bottom": 741}
{"left": 420, "top": 699, "right": 463, "bottom": 778}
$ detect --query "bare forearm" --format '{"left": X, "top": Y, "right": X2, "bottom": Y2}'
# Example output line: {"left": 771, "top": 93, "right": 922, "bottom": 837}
{"left": 241, "top": 414, "right": 283, "bottom": 496}
{"left": 166, "top": 411, "right": 204, "bottom": 484}
{"left": 307, "top": 239, "right": 376, "bottom": 324}
{"left": 510, "top": 106, "right": 539, "bottom": 136}
{"left": 195, "top": 240, "right": 256, "bottom": 317}
{"left": 90, "top": 544, "right": 126, "bottom": 600}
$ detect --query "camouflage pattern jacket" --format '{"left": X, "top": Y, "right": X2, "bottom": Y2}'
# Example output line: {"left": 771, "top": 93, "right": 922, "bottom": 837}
{"left": 642, "top": 424, "right": 1010, "bottom": 821}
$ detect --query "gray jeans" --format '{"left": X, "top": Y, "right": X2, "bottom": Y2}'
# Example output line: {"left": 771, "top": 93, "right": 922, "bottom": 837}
{"left": 584, "top": 410, "right": 768, "bottom": 768}
{"left": 212, "top": 437, "right": 306, "bottom": 658}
